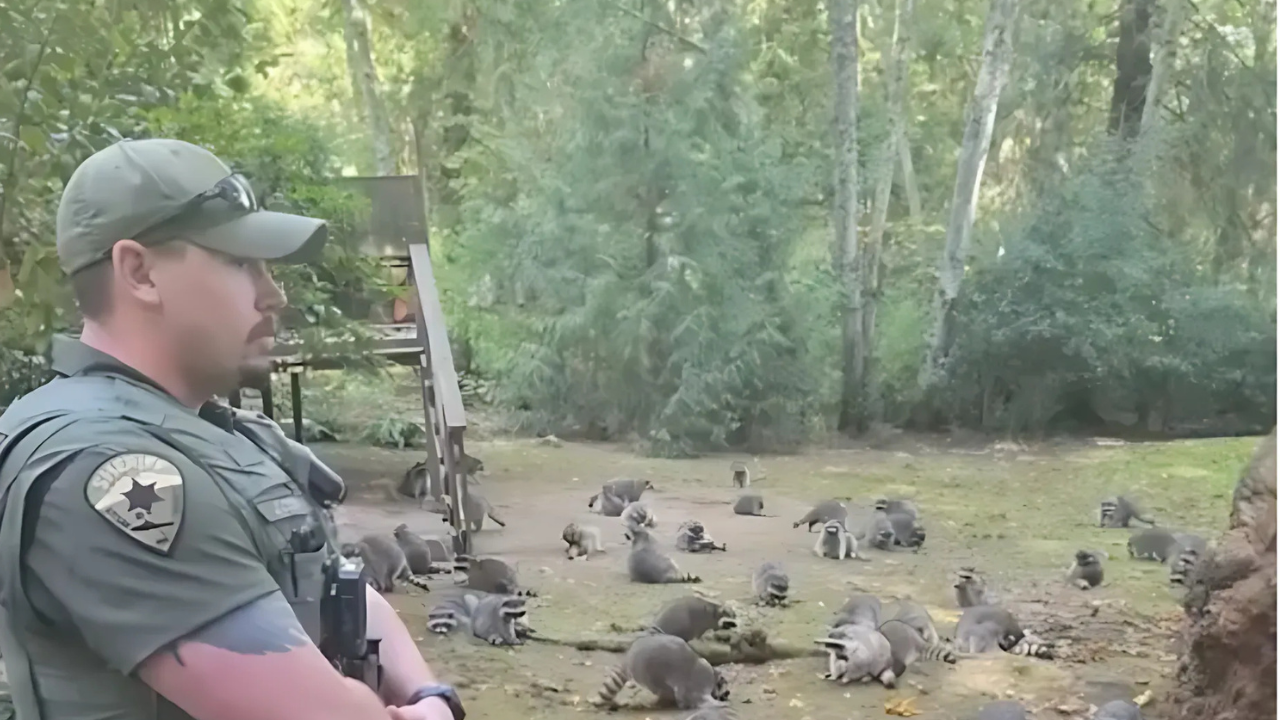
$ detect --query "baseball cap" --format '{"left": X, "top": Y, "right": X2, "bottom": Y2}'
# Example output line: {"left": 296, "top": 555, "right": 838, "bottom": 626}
{"left": 55, "top": 138, "right": 328, "bottom": 275}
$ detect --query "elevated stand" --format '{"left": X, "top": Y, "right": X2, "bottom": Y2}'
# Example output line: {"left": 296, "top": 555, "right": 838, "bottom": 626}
{"left": 230, "top": 175, "right": 473, "bottom": 554}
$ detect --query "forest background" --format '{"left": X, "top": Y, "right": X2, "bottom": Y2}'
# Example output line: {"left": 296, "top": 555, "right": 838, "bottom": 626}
{"left": 0, "top": 0, "right": 1275, "bottom": 456}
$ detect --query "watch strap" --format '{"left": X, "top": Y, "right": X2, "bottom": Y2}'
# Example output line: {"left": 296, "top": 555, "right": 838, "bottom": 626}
{"left": 406, "top": 684, "right": 465, "bottom": 720}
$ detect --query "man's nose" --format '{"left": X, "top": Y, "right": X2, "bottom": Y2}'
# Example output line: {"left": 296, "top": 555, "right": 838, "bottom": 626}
{"left": 257, "top": 270, "right": 288, "bottom": 312}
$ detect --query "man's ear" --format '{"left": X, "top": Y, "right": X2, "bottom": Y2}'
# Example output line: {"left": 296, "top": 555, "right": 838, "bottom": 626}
{"left": 111, "top": 239, "right": 162, "bottom": 308}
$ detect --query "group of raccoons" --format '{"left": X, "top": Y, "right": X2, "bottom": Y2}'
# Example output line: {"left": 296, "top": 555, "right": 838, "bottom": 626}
{"left": 337, "top": 459, "right": 1195, "bottom": 720}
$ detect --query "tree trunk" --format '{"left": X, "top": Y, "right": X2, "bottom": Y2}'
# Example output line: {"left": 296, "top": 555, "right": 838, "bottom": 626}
{"left": 1170, "top": 429, "right": 1276, "bottom": 720}
{"left": 897, "top": 132, "right": 923, "bottom": 223}
{"left": 1108, "top": 0, "right": 1154, "bottom": 140}
{"left": 1139, "top": 0, "right": 1184, "bottom": 137}
{"left": 830, "top": 0, "right": 865, "bottom": 433}
{"left": 862, "top": 0, "right": 915, "bottom": 421}
{"left": 340, "top": 0, "right": 395, "bottom": 176}
{"left": 917, "top": 0, "right": 1018, "bottom": 399}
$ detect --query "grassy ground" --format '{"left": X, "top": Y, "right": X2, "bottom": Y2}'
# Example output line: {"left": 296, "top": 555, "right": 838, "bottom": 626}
{"left": 313, "top": 431, "right": 1258, "bottom": 720}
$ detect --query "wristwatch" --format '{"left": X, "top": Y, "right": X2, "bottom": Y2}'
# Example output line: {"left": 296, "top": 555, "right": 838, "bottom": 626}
{"left": 406, "top": 684, "right": 465, "bottom": 720}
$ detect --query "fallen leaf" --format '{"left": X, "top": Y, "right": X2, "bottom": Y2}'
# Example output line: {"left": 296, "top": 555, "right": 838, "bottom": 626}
{"left": 788, "top": 698, "right": 806, "bottom": 708}
{"left": 884, "top": 697, "right": 921, "bottom": 717}
{"left": 1134, "top": 690, "right": 1153, "bottom": 707}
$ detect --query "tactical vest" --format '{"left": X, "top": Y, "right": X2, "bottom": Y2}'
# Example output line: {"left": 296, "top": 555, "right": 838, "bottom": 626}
{"left": 0, "top": 369, "right": 336, "bottom": 719}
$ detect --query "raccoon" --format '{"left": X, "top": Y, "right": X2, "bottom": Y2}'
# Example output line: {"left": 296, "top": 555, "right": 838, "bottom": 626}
{"left": 622, "top": 501, "right": 658, "bottom": 534}
{"left": 955, "top": 605, "right": 1053, "bottom": 659}
{"left": 675, "top": 520, "right": 727, "bottom": 553}
{"left": 457, "top": 491, "right": 505, "bottom": 533}
{"left": 340, "top": 535, "right": 432, "bottom": 593}
{"left": 455, "top": 555, "right": 538, "bottom": 597}
{"left": 878, "top": 618, "right": 956, "bottom": 679}
{"left": 594, "top": 487, "right": 629, "bottom": 517}
{"left": 954, "top": 567, "right": 991, "bottom": 608}
{"left": 393, "top": 523, "right": 455, "bottom": 575}
{"left": 649, "top": 596, "right": 738, "bottom": 642}
{"left": 730, "top": 461, "right": 751, "bottom": 488}
{"left": 398, "top": 453, "right": 484, "bottom": 501}
{"left": 885, "top": 598, "right": 941, "bottom": 646}
{"left": 1169, "top": 546, "right": 1201, "bottom": 586}
{"left": 813, "top": 519, "right": 860, "bottom": 560}
{"left": 1100, "top": 495, "right": 1156, "bottom": 528}
{"left": 592, "top": 633, "right": 729, "bottom": 710}
{"left": 426, "top": 590, "right": 528, "bottom": 646}
{"left": 1067, "top": 549, "right": 1105, "bottom": 589}
{"left": 832, "top": 594, "right": 882, "bottom": 630}
{"left": 589, "top": 478, "right": 654, "bottom": 508}
{"left": 562, "top": 522, "right": 606, "bottom": 560}
{"left": 627, "top": 526, "right": 702, "bottom": 584}
{"left": 885, "top": 512, "right": 926, "bottom": 550}
{"left": 793, "top": 499, "right": 849, "bottom": 532}
{"left": 752, "top": 561, "right": 790, "bottom": 606}
{"left": 1127, "top": 528, "right": 1180, "bottom": 562}
{"left": 733, "top": 493, "right": 766, "bottom": 516}
{"left": 873, "top": 498, "right": 920, "bottom": 521}
{"left": 816, "top": 623, "right": 896, "bottom": 688}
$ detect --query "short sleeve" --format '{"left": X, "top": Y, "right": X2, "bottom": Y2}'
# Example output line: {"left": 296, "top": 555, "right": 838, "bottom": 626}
{"left": 25, "top": 420, "right": 281, "bottom": 675}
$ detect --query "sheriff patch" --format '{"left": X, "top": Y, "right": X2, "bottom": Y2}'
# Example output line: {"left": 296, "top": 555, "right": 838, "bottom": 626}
{"left": 85, "top": 453, "right": 185, "bottom": 554}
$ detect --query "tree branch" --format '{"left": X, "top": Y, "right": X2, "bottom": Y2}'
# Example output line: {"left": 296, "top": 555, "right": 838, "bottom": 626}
{"left": 0, "top": 1, "right": 56, "bottom": 260}
{"left": 607, "top": 1, "right": 708, "bottom": 54}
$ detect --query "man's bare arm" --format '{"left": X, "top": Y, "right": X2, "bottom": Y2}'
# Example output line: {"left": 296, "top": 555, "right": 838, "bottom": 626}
{"left": 366, "top": 585, "right": 440, "bottom": 706}
{"left": 137, "top": 591, "right": 389, "bottom": 720}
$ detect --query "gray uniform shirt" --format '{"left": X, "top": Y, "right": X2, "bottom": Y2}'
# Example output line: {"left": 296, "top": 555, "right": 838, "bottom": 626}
{"left": 0, "top": 337, "right": 330, "bottom": 719}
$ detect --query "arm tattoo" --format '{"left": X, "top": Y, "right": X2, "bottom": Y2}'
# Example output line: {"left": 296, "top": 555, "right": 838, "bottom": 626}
{"left": 162, "top": 592, "right": 310, "bottom": 666}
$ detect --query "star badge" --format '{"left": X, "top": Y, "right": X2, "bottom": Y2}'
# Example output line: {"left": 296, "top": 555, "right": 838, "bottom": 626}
{"left": 85, "top": 453, "right": 185, "bottom": 554}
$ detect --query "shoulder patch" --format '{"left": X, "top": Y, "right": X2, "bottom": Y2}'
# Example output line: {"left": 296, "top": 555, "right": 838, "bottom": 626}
{"left": 85, "top": 453, "right": 185, "bottom": 554}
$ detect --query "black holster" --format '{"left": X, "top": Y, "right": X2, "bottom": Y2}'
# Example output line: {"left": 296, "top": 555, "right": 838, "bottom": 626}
{"left": 320, "top": 556, "right": 382, "bottom": 691}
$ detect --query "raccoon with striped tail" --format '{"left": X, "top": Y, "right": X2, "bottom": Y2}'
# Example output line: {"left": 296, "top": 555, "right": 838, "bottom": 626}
{"left": 340, "top": 535, "right": 432, "bottom": 593}
{"left": 591, "top": 633, "right": 730, "bottom": 710}
{"left": 878, "top": 618, "right": 957, "bottom": 679}
{"left": 1066, "top": 550, "right": 1105, "bottom": 589}
{"left": 627, "top": 526, "right": 702, "bottom": 584}
{"left": 954, "top": 605, "right": 1054, "bottom": 659}
{"left": 954, "top": 567, "right": 993, "bottom": 607}
{"left": 816, "top": 623, "right": 896, "bottom": 687}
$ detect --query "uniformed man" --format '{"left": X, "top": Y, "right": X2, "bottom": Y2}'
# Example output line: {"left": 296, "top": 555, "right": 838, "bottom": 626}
{"left": 0, "top": 139, "right": 462, "bottom": 720}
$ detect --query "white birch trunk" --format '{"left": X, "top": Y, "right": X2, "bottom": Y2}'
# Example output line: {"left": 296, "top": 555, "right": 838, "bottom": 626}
{"left": 918, "top": 0, "right": 1019, "bottom": 393}
{"left": 340, "top": 0, "right": 396, "bottom": 176}
{"left": 1139, "top": 0, "right": 1187, "bottom": 138}
{"left": 830, "top": 0, "right": 865, "bottom": 431}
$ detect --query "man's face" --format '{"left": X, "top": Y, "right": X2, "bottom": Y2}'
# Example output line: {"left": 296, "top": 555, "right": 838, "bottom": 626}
{"left": 150, "top": 244, "right": 286, "bottom": 394}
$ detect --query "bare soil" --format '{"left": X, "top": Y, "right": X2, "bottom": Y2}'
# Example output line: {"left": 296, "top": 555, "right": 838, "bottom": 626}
{"left": 314, "top": 434, "right": 1256, "bottom": 720}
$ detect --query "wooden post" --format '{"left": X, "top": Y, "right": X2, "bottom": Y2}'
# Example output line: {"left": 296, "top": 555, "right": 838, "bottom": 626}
{"left": 290, "top": 370, "right": 304, "bottom": 443}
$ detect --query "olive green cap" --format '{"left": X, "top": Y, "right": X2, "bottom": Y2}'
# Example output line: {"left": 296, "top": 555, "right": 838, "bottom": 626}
{"left": 55, "top": 138, "right": 328, "bottom": 275}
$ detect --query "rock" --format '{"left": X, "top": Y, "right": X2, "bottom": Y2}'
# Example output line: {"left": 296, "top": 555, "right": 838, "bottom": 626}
{"left": 536, "top": 435, "right": 563, "bottom": 448}
{"left": 1167, "top": 429, "right": 1276, "bottom": 720}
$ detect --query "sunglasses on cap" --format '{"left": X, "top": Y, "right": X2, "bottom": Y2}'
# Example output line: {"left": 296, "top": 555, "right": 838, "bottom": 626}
{"left": 81, "top": 173, "right": 261, "bottom": 271}
{"left": 140, "top": 172, "right": 260, "bottom": 235}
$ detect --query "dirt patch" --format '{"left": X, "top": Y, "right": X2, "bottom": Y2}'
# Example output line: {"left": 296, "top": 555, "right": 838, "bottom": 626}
{"left": 314, "top": 435, "right": 1256, "bottom": 719}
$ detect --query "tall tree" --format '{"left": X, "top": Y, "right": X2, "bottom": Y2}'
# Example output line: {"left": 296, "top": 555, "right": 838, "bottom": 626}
{"left": 340, "top": 0, "right": 395, "bottom": 175}
{"left": 830, "top": 0, "right": 865, "bottom": 432}
{"left": 1139, "top": 0, "right": 1185, "bottom": 137}
{"left": 918, "top": 0, "right": 1019, "bottom": 398}
{"left": 1108, "top": 0, "right": 1154, "bottom": 139}
{"left": 862, "top": 0, "right": 916, "bottom": 420}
